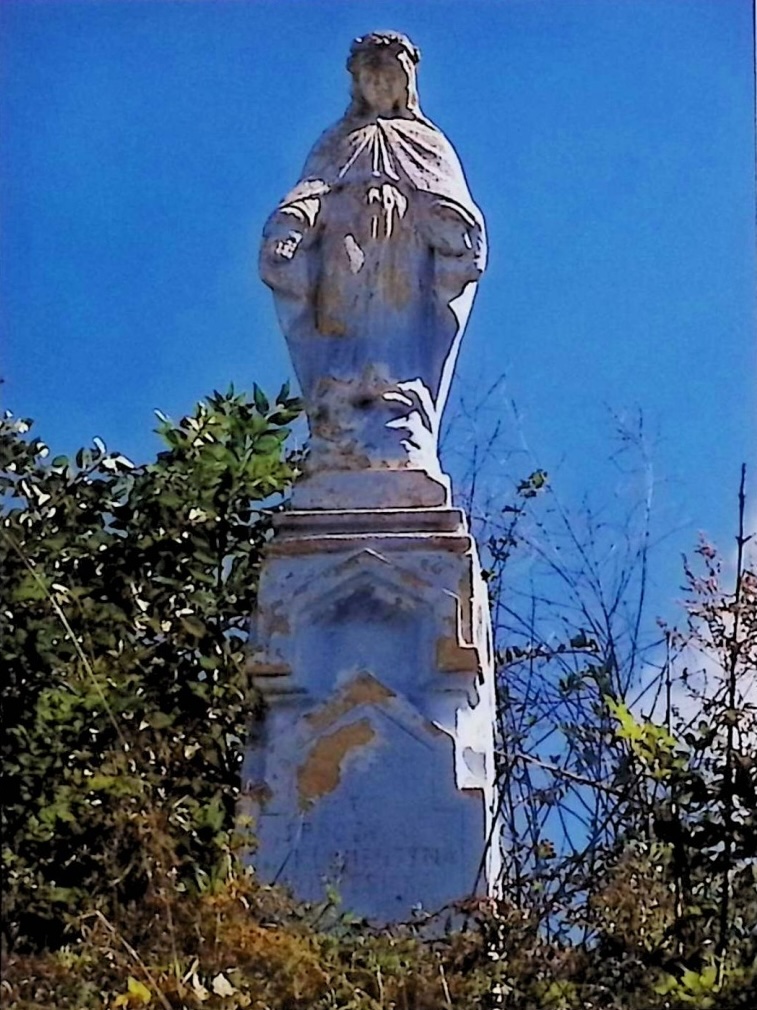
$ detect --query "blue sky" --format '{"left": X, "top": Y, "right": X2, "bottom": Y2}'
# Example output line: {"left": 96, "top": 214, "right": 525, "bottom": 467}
{"left": 2, "top": 0, "right": 755, "bottom": 618}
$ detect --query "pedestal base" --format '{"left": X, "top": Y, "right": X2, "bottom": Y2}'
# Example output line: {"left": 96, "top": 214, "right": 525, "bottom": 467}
{"left": 291, "top": 468, "right": 451, "bottom": 510}
{"left": 241, "top": 506, "right": 499, "bottom": 923}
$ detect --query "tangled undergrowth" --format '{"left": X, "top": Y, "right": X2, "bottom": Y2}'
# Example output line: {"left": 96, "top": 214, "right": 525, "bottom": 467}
{"left": 3, "top": 846, "right": 756, "bottom": 1010}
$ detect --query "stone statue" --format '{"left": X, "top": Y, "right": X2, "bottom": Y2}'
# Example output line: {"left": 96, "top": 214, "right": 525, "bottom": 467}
{"left": 247, "top": 32, "right": 500, "bottom": 920}
{"left": 260, "top": 31, "right": 486, "bottom": 504}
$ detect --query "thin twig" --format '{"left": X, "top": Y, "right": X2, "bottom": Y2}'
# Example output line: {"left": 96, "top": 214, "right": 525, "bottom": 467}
{"left": 86, "top": 910, "right": 174, "bottom": 1010}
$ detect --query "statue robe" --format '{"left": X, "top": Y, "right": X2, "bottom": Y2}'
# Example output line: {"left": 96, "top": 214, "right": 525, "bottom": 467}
{"left": 260, "top": 110, "right": 487, "bottom": 473}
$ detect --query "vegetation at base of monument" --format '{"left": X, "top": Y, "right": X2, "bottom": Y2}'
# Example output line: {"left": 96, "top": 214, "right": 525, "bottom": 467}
{"left": 488, "top": 477, "right": 757, "bottom": 936}
{"left": 448, "top": 384, "right": 757, "bottom": 1005}
{"left": 454, "top": 392, "right": 754, "bottom": 903}
{"left": 3, "top": 854, "right": 756, "bottom": 1009}
{"left": 2, "top": 388, "right": 756, "bottom": 1008}
{"left": 0, "top": 385, "right": 302, "bottom": 950}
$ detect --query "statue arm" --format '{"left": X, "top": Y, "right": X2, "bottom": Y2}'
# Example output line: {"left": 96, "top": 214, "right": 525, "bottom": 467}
{"left": 419, "top": 195, "right": 487, "bottom": 291}
{"left": 259, "top": 184, "right": 327, "bottom": 297}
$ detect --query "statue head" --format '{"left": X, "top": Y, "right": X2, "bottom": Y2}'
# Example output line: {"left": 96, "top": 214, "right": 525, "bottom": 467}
{"left": 347, "top": 31, "right": 421, "bottom": 118}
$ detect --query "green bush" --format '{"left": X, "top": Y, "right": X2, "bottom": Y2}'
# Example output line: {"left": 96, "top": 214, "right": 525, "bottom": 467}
{"left": 1, "top": 385, "right": 301, "bottom": 949}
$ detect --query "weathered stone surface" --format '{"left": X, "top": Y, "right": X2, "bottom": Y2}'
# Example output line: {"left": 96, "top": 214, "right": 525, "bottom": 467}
{"left": 259, "top": 30, "right": 486, "bottom": 508}
{"left": 291, "top": 467, "right": 450, "bottom": 511}
{"left": 242, "top": 508, "right": 499, "bottom": 921}
{"left": 245, "top": 31, "right": 499, "bottom": 922}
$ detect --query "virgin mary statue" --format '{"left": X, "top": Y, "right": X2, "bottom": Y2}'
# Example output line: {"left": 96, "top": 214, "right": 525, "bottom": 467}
{"left": 260, "top": 31, "right": 487, "bottom": 507}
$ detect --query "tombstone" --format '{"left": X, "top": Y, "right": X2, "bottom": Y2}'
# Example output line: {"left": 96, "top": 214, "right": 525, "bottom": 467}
{"left": 241, "top": 30, "right": 499, "bottom": 922}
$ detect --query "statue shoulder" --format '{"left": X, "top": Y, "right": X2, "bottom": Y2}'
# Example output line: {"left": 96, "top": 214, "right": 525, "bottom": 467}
{"left": 298, "top": 118, "right": 356, "bottom": 182}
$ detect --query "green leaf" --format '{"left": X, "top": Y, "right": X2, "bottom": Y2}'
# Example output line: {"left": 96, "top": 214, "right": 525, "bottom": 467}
{"left": 253, "top": 384, "right": 270, "bottom": 415}
{"left": 254, "top": 434, "right": 286, "bottom": 455}
{"left": 147, "top": 711, "right": 175, "bottom": 730}
{"left": 276, "top": 380, "right": 291, "bottom": 405}
{"left": 180, "top": 615, "right": 207, "bottom": 638}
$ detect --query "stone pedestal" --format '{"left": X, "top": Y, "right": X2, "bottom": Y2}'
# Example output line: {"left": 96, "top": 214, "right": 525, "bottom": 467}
{"left": 242, "top": 505, "right": 499, "bottom": 922}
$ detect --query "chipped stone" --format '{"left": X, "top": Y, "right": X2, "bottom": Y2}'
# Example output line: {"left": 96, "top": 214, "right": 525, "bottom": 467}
{"left": 297, "top": 718, "right": 376, "bottom": 808}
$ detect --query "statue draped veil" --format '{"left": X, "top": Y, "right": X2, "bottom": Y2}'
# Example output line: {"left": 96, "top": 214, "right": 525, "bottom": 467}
{"left": 282, "top": 115, "right": 486, "bottom": 249}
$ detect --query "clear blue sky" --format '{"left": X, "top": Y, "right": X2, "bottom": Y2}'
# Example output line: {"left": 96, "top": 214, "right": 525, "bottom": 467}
{"left": 2, "top": 0, "right": 755, "bottom": 611}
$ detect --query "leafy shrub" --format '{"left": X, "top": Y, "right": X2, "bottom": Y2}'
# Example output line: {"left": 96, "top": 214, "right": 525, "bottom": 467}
{"left": 1, "top": 385, "right": 301, "bottom": 949}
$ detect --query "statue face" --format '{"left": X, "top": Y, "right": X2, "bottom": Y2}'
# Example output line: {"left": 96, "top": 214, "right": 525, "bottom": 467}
{"left": 354, "top": 55, "right": 408, "bottom": 115}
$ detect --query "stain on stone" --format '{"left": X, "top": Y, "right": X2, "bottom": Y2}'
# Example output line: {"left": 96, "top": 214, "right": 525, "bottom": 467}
{"left": 268, "top": 610, "right": 291, "bottom": 634}
{"left": 380, "top": 260, "right": 412, "bottom": 308}
{"left": 305, "top": 673, "right": 395, "bottom": 733}
{"left": 243, "top": 781, "right": 273, "bottom": 806}
{"left": 436, "top": 635, "right": 480, "bottom": 673}
{"left": 315, "top": 304, "right": 348, "bottom": 337}
{"left": 457, "top": 573, "right": 474, "bottom": 638}
{"left": 247, "top": 658, "right": 291, "bottom": 676}
{"left": 297, "top": 719, "right": 375, "bottom": 808}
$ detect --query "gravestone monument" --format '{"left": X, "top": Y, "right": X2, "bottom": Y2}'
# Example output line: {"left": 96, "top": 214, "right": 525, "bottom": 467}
{"left": 242, "top": 30, "right": 499, "bottom": 922}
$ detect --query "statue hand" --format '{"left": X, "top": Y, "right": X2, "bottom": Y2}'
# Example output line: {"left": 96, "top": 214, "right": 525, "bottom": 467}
{"left": 419, "top": 198, "right": 486, "bottom": 285}
{"left": 260, "top": 203, "right": 320, "bottom": 296}
{"left": 426, "top": 199, "right": 481, "bottom": 257}
{"left": 367, "top": 183, "right": 408, "bottom": 240}
{"left": 269, "top": 229, "right": 304, "bottom": 262}
{"left": 264, "top": 198, "right": 321, "bottom": 256}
